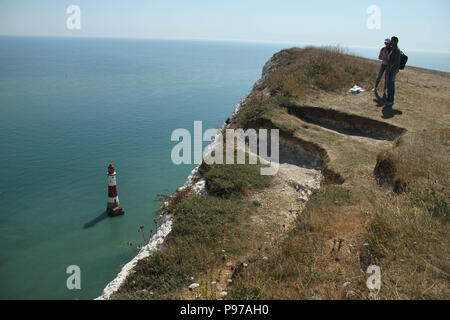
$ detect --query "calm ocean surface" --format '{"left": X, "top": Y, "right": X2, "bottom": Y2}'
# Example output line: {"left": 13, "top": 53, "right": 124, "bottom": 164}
{"left": 0, "top": 36, "right": 448, "bottom": 299}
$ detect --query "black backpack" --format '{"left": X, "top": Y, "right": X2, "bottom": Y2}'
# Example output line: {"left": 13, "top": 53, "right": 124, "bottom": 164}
{"left": 399, "top": 51, "right": 408, "bottom": 70}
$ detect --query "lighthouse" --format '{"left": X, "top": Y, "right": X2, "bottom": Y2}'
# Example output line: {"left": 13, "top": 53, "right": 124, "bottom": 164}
{"left": 107, "top": 163, "right": 125, "bottom": 217}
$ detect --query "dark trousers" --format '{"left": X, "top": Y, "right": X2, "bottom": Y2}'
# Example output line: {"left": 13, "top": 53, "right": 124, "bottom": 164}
{"left": 375, "top": 64, "right": 387, "bottom": 90}
{"left": 386, "top": 69, "right": 399, "bottom": 104}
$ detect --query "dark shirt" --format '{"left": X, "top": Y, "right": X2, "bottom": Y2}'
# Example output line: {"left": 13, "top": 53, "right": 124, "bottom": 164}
{"left": 389, "top": 46, "right": 401, "bottom": 71}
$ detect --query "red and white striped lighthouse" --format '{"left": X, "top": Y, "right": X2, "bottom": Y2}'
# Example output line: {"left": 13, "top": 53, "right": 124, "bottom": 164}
{"left": 107, "top": 163, "right": 125, "bottom": 217}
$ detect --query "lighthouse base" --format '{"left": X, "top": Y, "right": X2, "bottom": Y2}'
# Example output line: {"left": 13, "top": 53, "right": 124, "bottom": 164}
{"left": 107, "top": 204, "right": 125, "bottom": 217}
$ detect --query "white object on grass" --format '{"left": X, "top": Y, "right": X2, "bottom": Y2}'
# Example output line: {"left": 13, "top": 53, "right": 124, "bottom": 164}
{"left": 349, "top": 85, "right": 365, "bottom": 94}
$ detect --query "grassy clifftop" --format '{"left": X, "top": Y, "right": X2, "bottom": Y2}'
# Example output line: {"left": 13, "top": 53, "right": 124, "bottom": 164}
{"left": 113, "top": 47, "right": 449, "bottom": 300}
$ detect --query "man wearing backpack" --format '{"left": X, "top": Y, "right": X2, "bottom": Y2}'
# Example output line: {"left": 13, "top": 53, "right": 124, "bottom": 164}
{"left": 385, "top": 36, "right": 401, "bottom": 106}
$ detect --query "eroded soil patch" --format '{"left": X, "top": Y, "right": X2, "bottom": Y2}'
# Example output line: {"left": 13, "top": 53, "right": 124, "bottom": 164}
{"left": 284, "top": 104, "right": 406, "bottom": 141}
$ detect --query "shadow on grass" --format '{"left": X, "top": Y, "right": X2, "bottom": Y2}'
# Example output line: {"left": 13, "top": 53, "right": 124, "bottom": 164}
{"left": 382, "top": 105, "right": 403, "bottom": 119}
{"left": 374, "top": 91, "right": 403, "bottom": 119}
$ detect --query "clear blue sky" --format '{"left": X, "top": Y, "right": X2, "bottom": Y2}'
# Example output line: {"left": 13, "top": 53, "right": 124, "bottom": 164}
{"left": 1, "top": 0, "right": 449, "bottom": 52}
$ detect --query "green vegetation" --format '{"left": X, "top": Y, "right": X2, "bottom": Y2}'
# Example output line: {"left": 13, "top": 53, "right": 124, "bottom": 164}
{"left": 112, "top": 156, "right": 271, "bottom": 299}
{"left": 114, "top": 196, "right": 245, "bottom": 299}
{"left": 412, "top": 186, "right": 449, "bottom": 220}
{"left": 205, "top": 163, "right": 271, "bottom": 198}
{"left": 235, "top": 96, "right": 291, "bottom": 129}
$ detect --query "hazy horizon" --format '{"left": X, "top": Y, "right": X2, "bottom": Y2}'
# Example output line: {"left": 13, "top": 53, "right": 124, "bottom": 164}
{"left": 2, "top": 34, "right": 450, "bottom": 56}
{"left": 1, "top": 0, "right": 449, "bottom": 53}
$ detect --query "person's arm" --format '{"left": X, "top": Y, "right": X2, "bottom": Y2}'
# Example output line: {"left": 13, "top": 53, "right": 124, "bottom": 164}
{"left": 378, "top": 48, "right": 384, "bottom": 61}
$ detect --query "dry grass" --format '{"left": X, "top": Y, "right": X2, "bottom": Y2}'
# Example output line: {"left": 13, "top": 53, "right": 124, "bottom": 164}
{"left": 365, "top": 191, "right": 449, "bottom": 299}
{"left": 226, "top": 47, "right": 450, "bottom": 300}
{"left": 365, "top": 131, "right": 450, "bottom": 299}
{"left": 111, "top": 46, "right": 450, "bottom": 300}
{"left": 228, "top": 129, "right": 449, "bottom": 300}
{"left": 228, "top": 185, "right": 366, "bottom": 300}
{"left": 389, "top": 130, "right": 449, "bottom": 197}
{"left": 234, "top": 47, "right": 378, "bottom": 129}
{"left": 261, "top": 46, "right": 376, "bottom": 96}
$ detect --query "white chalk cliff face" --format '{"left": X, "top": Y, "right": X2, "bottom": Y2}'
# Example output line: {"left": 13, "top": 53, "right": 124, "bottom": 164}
{"left": 96, "top": 54, "right": 289, "bottom": 300}
{"left": 96, "top": 215, "right": 172, "bottom": 300}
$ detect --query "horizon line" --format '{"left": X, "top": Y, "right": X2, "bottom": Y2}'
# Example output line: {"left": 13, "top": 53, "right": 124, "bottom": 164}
{"left": 1, "top": 34, "right": 450, "bottom": 55}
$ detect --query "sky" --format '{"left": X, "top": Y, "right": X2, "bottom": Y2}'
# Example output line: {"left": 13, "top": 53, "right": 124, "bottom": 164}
{"left": 0, "top": 0, "right": 449, "bottom": 53}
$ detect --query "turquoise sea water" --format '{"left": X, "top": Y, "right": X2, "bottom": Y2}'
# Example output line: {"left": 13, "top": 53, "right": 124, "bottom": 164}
{"left": 0, "top": 37, "right": 449, "bottom": 300}
{"left": 0, "top": 37, "right": 287, "bottom": 299}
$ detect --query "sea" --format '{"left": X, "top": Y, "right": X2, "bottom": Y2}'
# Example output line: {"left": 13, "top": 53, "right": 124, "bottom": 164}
{"left": 0, "top": 36, "right": 448, "bottom": 299}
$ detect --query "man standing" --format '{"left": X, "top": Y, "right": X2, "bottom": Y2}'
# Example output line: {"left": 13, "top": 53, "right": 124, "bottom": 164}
{"left": 375, "top": 38, "right": 391, "bottom": 93}
{"left": 386, "top": 36, "right": 401, "bottom": 106}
